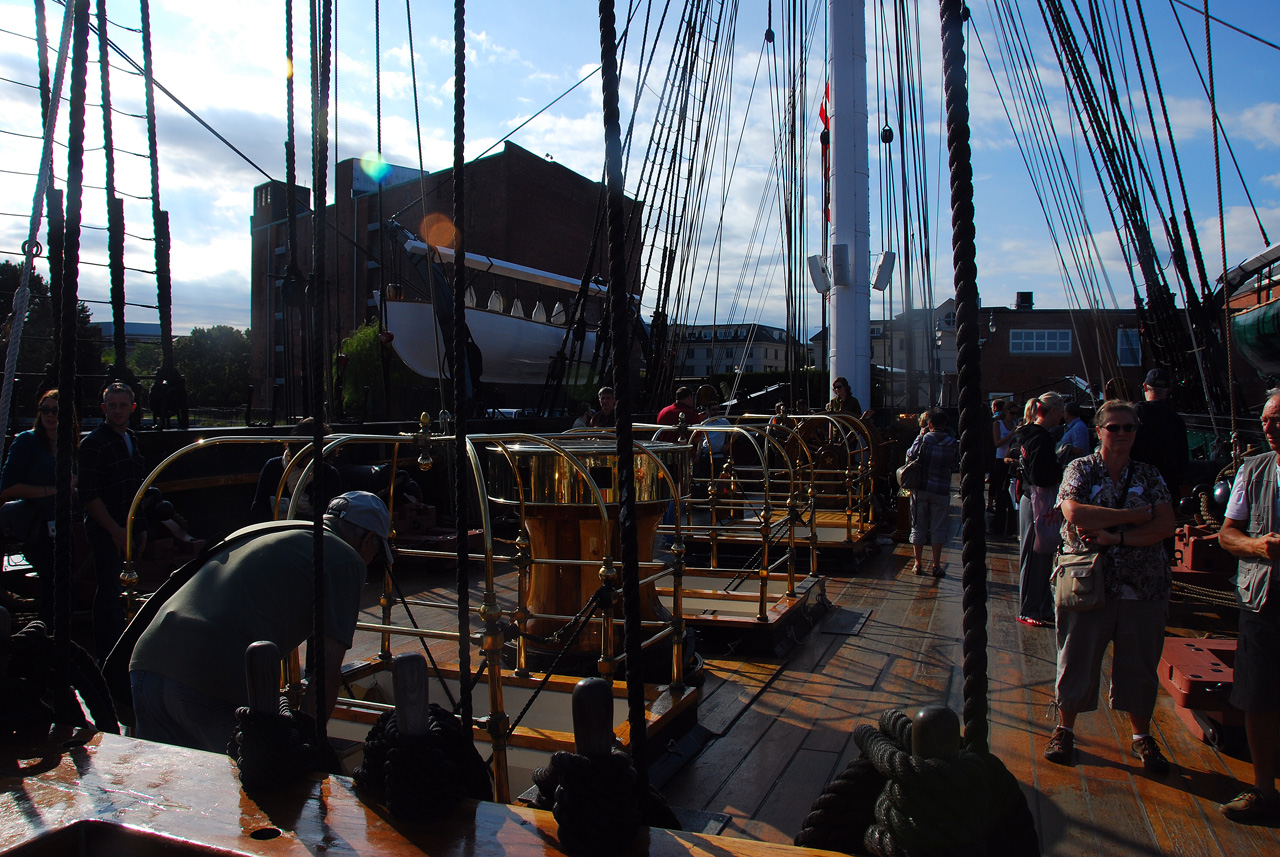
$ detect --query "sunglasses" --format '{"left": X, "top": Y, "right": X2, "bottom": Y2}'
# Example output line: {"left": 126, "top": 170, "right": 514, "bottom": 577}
{"left": 1101, "top": 423, "right": 1137, "bottom": 434}
{"left": 833, "top": 384, "right": 847, "bottom": 390}
{"left": 38, "top": 406, "right": 59, "bottom": 415}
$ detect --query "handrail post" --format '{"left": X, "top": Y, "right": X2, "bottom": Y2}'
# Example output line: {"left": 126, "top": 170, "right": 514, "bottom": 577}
{"left": 597, "top": 557, "right": 618, "bottom": 681}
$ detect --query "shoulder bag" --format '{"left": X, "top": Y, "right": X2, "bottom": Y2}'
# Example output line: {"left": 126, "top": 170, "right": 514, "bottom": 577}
{"left": 896, "top": 447, "right": 924, "bottom": 491}
{"left": 1052, "top": 463, "right": 1133, "bottom": 612}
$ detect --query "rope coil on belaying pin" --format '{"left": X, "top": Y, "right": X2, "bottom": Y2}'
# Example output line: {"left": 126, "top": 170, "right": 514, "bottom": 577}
{"left": 353, "top": 652, "right": 491, "bottom": 817}
{"left": 858, "top": 708, "right": 992, "bottom": 857}
{"left": 530, "top": 677, "right": 643, "bottom": 853}
{"left": 231, "top": 641, "right": 315, "bottom": 791}
{"left": 0, "top": 610, "right": 119, "bottom": 743}
{"left": 799, "top": 708, "right": 1035, "bottom": 857}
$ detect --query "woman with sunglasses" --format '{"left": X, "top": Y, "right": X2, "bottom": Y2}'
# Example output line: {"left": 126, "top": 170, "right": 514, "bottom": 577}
{"left": 0, "top": 389, "right": 78, "bottom": 623}
{"left": 1042, "top": 399, "right": 1175, "bottom": 774}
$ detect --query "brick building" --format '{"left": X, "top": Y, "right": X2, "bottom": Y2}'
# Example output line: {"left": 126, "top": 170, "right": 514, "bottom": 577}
{"left": 871, "top": 292, "right": 1152, "bottom": 408}
{"left": 248, "top": 142, "right": 641, "bottom": 417}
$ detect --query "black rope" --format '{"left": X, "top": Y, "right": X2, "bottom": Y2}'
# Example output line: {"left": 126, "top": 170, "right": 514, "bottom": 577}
{"left": 856, "top": 711, "right": 992, "bottom": 856}
{"left": 530, "top": 749, "right": 644, "bottom": 852}
{"left": 34, "top": 0, "right": 51, "bottom": 124}
{"left": 55, "top": 0, "right": 91, "bottom": 681}
{"left": 939, "top": 0, "right": 988, "bottom": 755}
{"left": 307, "top": 0, "right": 334, "bottom": 749}
{"left": 353, "top": 703, "right": 490, "bottom": 817}
{"left": 97, "top": 0, "right": 126, "bottom": 375}
{"left": 597, "top": 0, "right": 647, "bottom": 794}
{"left": 451, "top": 0, "right": 472, "bottom": 731}
{"left": 230, "top": 696, "right": 314, "bottom": 792}
{"left": 45, "top": 189, "right": 64, "bottom": 393}
{"left": 137, "top": 0, "right": 174, "bottom": 374}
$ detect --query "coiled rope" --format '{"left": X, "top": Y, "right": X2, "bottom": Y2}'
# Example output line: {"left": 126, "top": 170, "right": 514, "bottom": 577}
{"left": 855, "top": 711, "right": 991, "bottom": 856}
{"left": 531, "top": 750, "right": 643, "bottom": 852}
{"left": 230, "top": 695, "right": 317, "bottom": 792}
{"left": 1, "top": 619, "right": 119, "bottom": 740}
{"left": 354, "top": 703, "right": 491, "bottom": 817}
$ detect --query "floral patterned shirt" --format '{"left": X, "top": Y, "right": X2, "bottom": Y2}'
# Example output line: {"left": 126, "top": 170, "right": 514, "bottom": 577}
{"left": 1056, "top": 453, "right": 1171, "bottom": 601}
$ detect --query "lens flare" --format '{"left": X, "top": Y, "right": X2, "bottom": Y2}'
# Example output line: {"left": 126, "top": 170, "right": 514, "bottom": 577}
{"left": 420, "top": 212, "right": 459, "bottom": 249}
{"left": 360, "top": 152, "right": 392, "bottom": 184}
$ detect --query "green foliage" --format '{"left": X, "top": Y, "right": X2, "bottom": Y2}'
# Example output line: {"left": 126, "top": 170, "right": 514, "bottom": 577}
{"left": 103, "top": 340, "right": 163, "bottom": 379}
{"left": 335, "top": 322, "right": 434, "bottom": 420}
{"left": 0, "top": 260, "right": 107, "bottom": 381}
{"left": 174, "top": 325, "right": 250, "bottom": 407}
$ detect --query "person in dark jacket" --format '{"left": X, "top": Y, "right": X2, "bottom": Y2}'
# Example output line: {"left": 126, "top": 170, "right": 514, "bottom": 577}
{"left": 905, "top": 409, "right": 958, "bottom": 578}
{"left": 79, "top": 382, "right": 149, "bottom": 659}
{"left": 249, "top": 418, "right": 342, "bottom": 523}
{"left": 1016, "top": 392, "right": 1065, "bottom": 626}
{"left": 1130, "top": 367, "right": 1188, "bottom": 495}
{"left": 0, "top": 389, "right": 76, "bottom": 624}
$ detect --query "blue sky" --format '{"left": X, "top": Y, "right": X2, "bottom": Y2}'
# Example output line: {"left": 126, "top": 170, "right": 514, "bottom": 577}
{"left": 0, "top": 0, "right": 1276, "bottom": 339}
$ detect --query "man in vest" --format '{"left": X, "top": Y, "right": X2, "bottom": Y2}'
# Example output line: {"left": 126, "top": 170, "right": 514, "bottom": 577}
{"left": 1218, "top": 389, "right": 1280, "bottom": 822}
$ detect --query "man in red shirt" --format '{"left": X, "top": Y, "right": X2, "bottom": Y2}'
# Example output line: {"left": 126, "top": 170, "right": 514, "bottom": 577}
{"left": 657, "top": 386, "right": 698, "bottom": 426}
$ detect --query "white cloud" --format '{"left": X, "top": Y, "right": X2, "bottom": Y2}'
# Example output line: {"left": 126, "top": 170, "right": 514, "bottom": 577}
{"left": 1235, "top": 102, "right": 1280, "bottom": 148}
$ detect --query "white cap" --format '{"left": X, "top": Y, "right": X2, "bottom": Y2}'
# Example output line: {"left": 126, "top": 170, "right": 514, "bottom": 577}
{"left": 326, "top": 490, "right": 393, "bottom": 565}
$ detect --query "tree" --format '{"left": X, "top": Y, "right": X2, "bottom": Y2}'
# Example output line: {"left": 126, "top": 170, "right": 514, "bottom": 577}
{"left": 102, "top": 340, "right": 163, "bottom": 380}
{"left": 335, "top": 321, "right": 434, "bottom": 420}
{"left": 0, "top": 260, "right": 107, "bottom": 393}
{"left": 173, "top": 325, "right": 250, "bottom": 408}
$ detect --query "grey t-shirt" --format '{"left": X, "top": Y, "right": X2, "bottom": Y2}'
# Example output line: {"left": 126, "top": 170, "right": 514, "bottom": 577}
{"left": 132, "top": 521, "right": 366, "bottom": 704}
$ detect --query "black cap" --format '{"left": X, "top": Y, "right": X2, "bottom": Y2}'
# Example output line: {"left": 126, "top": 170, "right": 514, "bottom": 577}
{"left": 1143, "top": 368, "right": 1171, "bottom": 388}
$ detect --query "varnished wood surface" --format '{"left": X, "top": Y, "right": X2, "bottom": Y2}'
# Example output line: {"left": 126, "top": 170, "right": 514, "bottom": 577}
{"left": 0, "top": 732, "right": 842, "bottom": 857}
{"left": 660, "top": 488, "right": 1280, "bottom": 853}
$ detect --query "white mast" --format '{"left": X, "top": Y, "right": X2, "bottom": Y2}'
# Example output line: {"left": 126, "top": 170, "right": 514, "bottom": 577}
{"left": 827, "top": 0, "right": 871, "bottom": 408}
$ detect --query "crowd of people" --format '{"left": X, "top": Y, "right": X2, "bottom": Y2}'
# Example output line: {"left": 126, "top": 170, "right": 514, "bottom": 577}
{"left": 972, "top": 373, "right": 1279, "bottom": 822}
{"left": 5, "top": 373, "right": 1277, "bottom": 823}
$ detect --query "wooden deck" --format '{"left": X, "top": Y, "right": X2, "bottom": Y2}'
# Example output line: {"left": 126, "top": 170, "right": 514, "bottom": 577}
{"left": 656, "top": 503, "right": 1280, "bottom": 853}
{"left": 338, "top": 486, "right": 1280, "bottom": 853}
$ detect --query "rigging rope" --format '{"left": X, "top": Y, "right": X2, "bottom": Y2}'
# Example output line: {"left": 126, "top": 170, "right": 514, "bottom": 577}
{"left": 451, "top": 0, "right": 473, "bottom": 731}
{"left": 138, "top": 0, "right": 174, "bottom": 374}
{"left": 598, "top": 0, "right": 648, "bottom": 793}
{"left": 94, "top": 0, "right": 125, "bottom": 378}
{"left": 939, "top": 0, "right": 989, "bottom": 754}
{"left": 1202, "top": 2, "right": 1239, "bottom": 458}
{"left": 306, "top": 0, "right": 334, "bottom": 751}
{"left": 56, "top": 0, "right": 91, "bottom": 681}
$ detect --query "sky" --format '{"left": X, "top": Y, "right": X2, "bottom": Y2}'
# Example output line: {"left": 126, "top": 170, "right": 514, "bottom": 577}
{"left": 0, "top": 0, "right": 1277, "bottom": 342}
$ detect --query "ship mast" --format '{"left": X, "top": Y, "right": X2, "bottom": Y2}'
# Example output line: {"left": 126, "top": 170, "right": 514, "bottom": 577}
{"left": 827, "top": 0, "right": 872, "bottom": 408}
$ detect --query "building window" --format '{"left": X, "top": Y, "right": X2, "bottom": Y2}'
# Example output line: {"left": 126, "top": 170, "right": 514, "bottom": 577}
{"left": 870, "top": 325, "right": 883, "bottom": 337}
{"left": 705, "top": 348, "right": 712, "bottom": 358}
{"left": 1117, "top": 328, "right": 1141, "bottom": 366}
{"left": 1009, "top": 329, "right": 1071, "bottom": 354}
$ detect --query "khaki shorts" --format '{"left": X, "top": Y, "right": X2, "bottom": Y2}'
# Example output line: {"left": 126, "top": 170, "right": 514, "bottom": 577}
{"left": 1054, "top": 597, "right": 1169, "bottom": 717}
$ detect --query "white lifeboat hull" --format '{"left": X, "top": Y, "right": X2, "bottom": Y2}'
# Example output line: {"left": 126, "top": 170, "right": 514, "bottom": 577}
{"left": 383, "top": 298, "right": 595, "bottom": 386}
